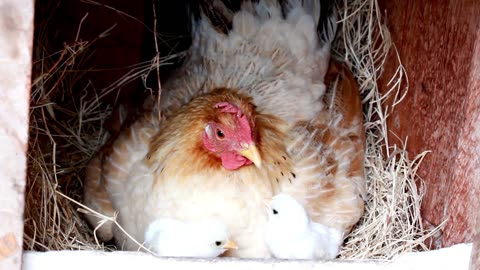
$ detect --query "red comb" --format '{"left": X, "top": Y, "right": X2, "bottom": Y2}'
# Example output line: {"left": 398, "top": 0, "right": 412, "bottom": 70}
{"left": 214, "top": 102, "right": 252, "bottom": 134}
{"left": 214, "top": 102, "right": 243, "bottom": 117}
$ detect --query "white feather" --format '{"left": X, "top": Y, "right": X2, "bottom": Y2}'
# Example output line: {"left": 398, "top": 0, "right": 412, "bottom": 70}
{"left": 265, "top": 194, "right": 344, "bottom": 260}
{"left": 144, "top": 218, "right": 233, "bottom": 258}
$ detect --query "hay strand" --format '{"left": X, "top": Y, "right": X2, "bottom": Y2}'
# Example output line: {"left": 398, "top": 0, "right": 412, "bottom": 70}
{"left": 333, "top": 0, "right": 440, "bottom": 259}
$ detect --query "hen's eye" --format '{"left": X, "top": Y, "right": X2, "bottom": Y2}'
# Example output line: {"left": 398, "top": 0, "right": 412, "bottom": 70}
{"left": 215, "top": 241, "right": 222, "bottom": 246}
{"left": 216, "top": 129, "right": 225, "bottom": 139}
{"left": 272, "top": 209, "right": 278, "bottom": 215}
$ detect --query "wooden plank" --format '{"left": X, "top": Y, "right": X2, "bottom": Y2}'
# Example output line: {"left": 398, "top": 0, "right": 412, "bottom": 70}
{"left": 377, "top": 0, "right": 480, "bottom": 248}
{"left": 20, "top": 244, "right": 473, "bottom": 270}
{"left": 0, "top": 0, "right": 34, "bottom": 269}
{"left": 470, "top": 212, "right": 480, "bottom": 270}
{"left": 471, "top": 231, "right": 479, "bottom": 269}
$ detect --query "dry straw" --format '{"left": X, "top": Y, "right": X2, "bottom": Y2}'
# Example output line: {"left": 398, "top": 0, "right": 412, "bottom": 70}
{"left": 334, "top": 0, "right": 440, "bottom": 259}
{"left": 26, "top": 21, "right": 112, "bottom": 250}
{"left": 25, "top": 0, "right": 438, "bottom": 259}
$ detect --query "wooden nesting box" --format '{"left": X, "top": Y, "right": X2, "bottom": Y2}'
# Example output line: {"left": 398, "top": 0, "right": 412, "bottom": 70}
{"left": 0, "top": 0, "right": 478, "bottom": 269}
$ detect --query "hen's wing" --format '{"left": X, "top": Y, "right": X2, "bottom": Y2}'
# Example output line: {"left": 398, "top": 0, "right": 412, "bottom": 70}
{"left": 82, "top": 104, "right": 131, "bottom": 242}
{"left": 83, "top": 109, "right": 159, "bottom": 242}
{"left": 83, "top": 154, "right": 115, "bottom": 242}
{"left": 282, "top": 60, "right": 366, "bottom": 233}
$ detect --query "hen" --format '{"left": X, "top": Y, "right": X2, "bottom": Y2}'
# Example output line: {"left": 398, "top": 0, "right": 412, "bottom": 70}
{"left": 83, "top": 0, "right": 366, "bottom": 258}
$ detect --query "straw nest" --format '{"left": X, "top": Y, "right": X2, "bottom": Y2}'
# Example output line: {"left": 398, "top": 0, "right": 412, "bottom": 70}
{"left": 25, "top": 0, "right": 439, "bottom": 259}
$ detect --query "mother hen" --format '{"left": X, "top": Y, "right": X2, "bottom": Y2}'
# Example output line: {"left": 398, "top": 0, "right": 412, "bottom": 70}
{"left": 83, "top": 0, "right": 366, "bottom": 258}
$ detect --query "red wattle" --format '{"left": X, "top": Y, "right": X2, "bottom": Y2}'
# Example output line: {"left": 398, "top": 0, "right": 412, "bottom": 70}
{"left": 220, "top": 152, "right": 250, "bottom": 170}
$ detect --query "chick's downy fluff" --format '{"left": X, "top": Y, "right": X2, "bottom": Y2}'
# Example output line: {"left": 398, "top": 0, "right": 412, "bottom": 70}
{"left": 145, "top": 218, "right": 237, "bottom": 258}
{"left": 83, "top": 0, "right": 366, "bottom": 258}
{"left": 265, "top": 194, "right": 344, "bottom": 260}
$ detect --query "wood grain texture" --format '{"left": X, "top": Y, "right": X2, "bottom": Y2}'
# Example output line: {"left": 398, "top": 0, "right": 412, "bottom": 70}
{"left": 471, "top": 218, "right": 479, "bottom": 270}
{"left": 0, "top": 0, "right": 34, "bottom": 268}
{"left": 468, "top": 35, "right": 480, "bottom": 265}
{"left": 377, "top": 0, "right": 480, "bottom": 248}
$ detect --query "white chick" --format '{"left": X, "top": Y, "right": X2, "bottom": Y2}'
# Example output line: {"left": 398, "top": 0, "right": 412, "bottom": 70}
{"left": 265, "top": 194, "right": 344, "bottom": 260}
{"left": 144, "top": 218, "right": 238, "bottom": 258}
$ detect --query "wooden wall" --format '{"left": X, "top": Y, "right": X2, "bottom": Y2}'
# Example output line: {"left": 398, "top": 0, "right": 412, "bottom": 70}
{"left": 37, "top": 0, "right": 192, "bottom": 131}
{"left": 472, "top": 224, "right": 479, "bottom": 269}
{"left": 377, "top": 0, "right": 480, "bottom": 251}
{"left": 38, "top": 0, "right": 147, "bottom": 102}
{"left": 0, "top": 0, "right": 34, "bottom": 269}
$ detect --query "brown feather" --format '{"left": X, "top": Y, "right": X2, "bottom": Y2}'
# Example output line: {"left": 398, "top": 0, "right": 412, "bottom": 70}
{"left": 82, "top": 155, "right": 115, "bottom": 242}
{"left": 147, "top": 88, "right": 293, "bottom": 192}
{"left": 280, "top": 60, "right": 366, "bottom": 233}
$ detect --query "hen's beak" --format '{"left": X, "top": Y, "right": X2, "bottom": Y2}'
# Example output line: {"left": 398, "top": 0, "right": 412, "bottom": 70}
{"left": 223, "top": 240, "right": 238, "bottom": 250}
{"left": 238, "top": 144, "right": 262, "bottom": 168}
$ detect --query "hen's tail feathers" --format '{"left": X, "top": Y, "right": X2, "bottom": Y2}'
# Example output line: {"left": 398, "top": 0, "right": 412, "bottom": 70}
{"left": 317, "top": 0, "right": 339, "bottom": 45}
{"left": 200, "top": 0, "right": 237, "bottom": 34}
{"left": 189, "top": 0, "right": 241, "bottom": 34}
{"left": 278, "top": 0, "right": 338, "bottom": 45}
{"left": 190, "top": 0, "right": 338, "bottom": 45}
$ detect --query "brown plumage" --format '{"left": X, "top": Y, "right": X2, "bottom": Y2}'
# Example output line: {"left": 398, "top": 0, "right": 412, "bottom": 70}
{"left": 281, "top": 60, "right": 366, "bottom": 233}
{"left": 83, "top": 0, "right": 366, "bottom": 259}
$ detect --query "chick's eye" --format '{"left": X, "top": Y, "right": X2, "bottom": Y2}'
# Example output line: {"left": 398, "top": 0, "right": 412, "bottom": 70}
{"left": 215, "top": 241, "right": 222, "bottom": 246}
{"left": 216, "top": 128, "right": 225, "bottom": 139}
{"left": 272, "top": 209, "right": 278, "bottom": 215}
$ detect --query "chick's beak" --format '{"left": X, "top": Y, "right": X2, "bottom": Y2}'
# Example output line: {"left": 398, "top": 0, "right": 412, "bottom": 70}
{"left": 238, "top": 144, "right": 262, "bottom": 168}
{"left": 223, "top": 240, "right": 238, "bottom": 250}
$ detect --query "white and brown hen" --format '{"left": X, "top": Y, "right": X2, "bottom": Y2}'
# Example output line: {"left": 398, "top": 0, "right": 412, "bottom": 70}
{"left": 83, "top": 0, "right": 366, "bottom": 258}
